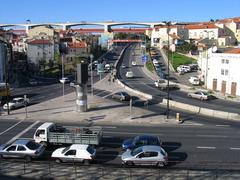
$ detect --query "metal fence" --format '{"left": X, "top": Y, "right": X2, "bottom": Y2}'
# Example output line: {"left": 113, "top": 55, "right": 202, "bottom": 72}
{"left": 1, "top": 159, "right": 240, "bottom": 180}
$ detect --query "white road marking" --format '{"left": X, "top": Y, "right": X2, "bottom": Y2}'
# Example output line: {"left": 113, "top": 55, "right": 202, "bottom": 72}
{"left": 180, "top": 123, "right": 203, "bottom": 126}
{"left": 230, "top": 147, "right": 240, "bottom": 150}
{"left": 0, "top": 119, "right": 26, "bottom": 136}
{"left": 197, "top": 134, "right": 228, "bottom": 138}
{"left": 6, "top": 121, "right": 40, "bottom": 145}
{"left": 102, "top": 126, "right": 117, "bottom": 129}
{"left": 216, "top": 125, "right": 230, "bottom": 127}
{"left": 197, "top": 146, "right": 216, "bottom": 149}
{"left": 95, "top": 90, "right": 107, "bottom": 96}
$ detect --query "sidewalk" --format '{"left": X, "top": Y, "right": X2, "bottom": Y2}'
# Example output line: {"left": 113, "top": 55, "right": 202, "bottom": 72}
{"left": 1, "top": 74, "right": 181, "bottom": 126}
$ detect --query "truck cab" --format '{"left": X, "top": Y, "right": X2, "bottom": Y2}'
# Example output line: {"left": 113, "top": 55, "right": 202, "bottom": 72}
{"left": 34, "top": 122, "right": 54, "bottom": 144}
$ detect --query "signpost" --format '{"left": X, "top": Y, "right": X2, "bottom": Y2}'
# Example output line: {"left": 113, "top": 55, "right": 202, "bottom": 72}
{"left": 142, "top": 55, "right": 148, "bottom": 63}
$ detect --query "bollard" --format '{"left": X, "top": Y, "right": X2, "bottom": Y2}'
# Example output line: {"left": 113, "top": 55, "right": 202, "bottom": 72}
{"left": 176, "top": 113, "right": 181, "bottom": 122}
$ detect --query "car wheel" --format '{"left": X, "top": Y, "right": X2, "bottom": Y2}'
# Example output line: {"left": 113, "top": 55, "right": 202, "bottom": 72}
{"left": 10, "top": 106, "right": 15, "bottom": 110}
{"left": 157, "top": 162, "right": 164, "bottom": 167}
{"left": 126, "top": 161, "right": 134, "bottom": 166}
{"left": 0, "top": 154, "right": 4, "bottom": 159}
{"left": 25, "top": 156, "right": 31, "bottom": 162}
{"left": 200, "top": 97, "right": 204, "bottom": 101}
{"left": 83, "top": 159, "right": 90, "bottom": 165}
{"left": 55, "top": 158, "right": 62, "bottom": 163}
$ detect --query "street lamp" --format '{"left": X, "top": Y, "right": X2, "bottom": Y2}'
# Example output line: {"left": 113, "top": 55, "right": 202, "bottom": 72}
{"left": 90, "top": 54, "right": 94, "bottom": 96}
{"left": 165, "top": 21, "right": 171, "bottom": 119}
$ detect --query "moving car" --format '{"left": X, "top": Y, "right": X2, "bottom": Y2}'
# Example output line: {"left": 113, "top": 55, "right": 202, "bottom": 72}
{"left": 188, "top": 91, "right": 210, "bottom": 100}
{"left": 132, "top": 61, "right": 137, "bottom": 66}
{"left": 126, "top": 71, "right": 134, "bottom": 78}
{"left": 29, "top": 79, "right": 38, "bottom": 85}
{"left": 188, "top": 76, "right": 200, "bottom": 85}
{"left": 59, "top": 77, "right": 70, "bottom": 84}
{"left": 121, "top": 64, "right": 127, "bottom": 69}
{"left": 3, "top": 97, "right": 30, "bottom": 110}
{"left": 51, "top": 144, "right": 96, "bottom": 164}
{"left": 154, "top": 79, "right": 179, "bottom": 91}
{"left": 112, "top": 92, "right": 131, "bottom": 101}
{"left": 177, "top": 65, "right": 191, "bottom": 73}
{"left": 121, "top": 145, "right": 168, "bottom": 167}
{"left": 122, "top": 135, "right": 161, "bottom": 150}
{"left": 0, "top": 139, "right": 45, "bottom": 161}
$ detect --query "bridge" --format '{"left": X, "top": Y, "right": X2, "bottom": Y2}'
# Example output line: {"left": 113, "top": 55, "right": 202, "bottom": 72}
{"left": 0, "top": 21, "right": 165, "bottom": 33}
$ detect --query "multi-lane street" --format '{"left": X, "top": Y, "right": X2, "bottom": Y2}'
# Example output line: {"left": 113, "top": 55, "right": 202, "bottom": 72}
{"left": 0, "top": 119, "right": 240, "bottom": 170}
{"left": 119, "top": 43, "right": 240, "bottom": 114}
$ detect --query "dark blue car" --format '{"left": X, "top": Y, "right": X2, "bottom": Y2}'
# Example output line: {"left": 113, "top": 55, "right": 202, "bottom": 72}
{"left": 122, "top": 135, "right": 161, "bottom": 150}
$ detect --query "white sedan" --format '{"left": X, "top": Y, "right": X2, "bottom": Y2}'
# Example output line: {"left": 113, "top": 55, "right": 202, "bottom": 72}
{"left": 3, "top": 97, "right": 30, "bottom": 110}
{"left": 59, "top": 77, "right": 70, "bottom": 84}
{"left": 51, "top": 144, "right": 96, "bottom": 164}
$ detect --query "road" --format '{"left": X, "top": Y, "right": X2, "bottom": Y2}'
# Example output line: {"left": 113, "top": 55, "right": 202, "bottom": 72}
{"left": 118, "top": 43, "right": 240, "bottom": 114}
{"left": 0, "top": 119, "right": 240, "bottom": 170}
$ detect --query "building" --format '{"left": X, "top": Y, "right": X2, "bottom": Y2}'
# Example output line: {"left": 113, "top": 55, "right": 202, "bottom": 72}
{"left": 185, "top": 23, "right": 221, "bottom": 40}
{"left": 198, "top": 47, "right": 240, "bottom": 96}
{"left": 27, "top": 39, "right": 54, "bottom": 68}
{"left": 0, "top": 40, "right": 7, "bottom": 82}
{"left": 216, "top": 17, "right": 240, "bottom": 43}
{"left": 151, "top": 25, "right": 188, "bottom": 48}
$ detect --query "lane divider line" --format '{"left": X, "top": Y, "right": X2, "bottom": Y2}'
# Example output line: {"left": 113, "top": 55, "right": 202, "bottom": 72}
{"left": 230, "top": 147, "right": 240, "bottom": 150}
{"left": 6, "top": 121, "right": 40, "bottom": 145}
{"left": 197, "top": 146, "right": 216, "bottom": 149}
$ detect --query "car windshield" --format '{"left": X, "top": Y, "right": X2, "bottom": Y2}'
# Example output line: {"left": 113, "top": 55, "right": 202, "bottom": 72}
{"left": 131, "top": 147, "right": 142, "bottom": 156}
{"left": 121, "top": 92, "right": 128, "bottom": 96}
{"left": 62, "top": 146, "right": 71, "bottom": 154}
{"left": 87, "top": 146, "right": 95, "bottom": 154}
{"left": 202, "top": 92, "right": 208, "bottom": 95}
{"left": 26, "top": 141, "right": 40, "bottom": 150}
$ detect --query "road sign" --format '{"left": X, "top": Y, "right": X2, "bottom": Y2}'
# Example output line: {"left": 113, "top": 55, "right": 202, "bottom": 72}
{"left": 142, "top": 55, "right": 148, "bottom": 62}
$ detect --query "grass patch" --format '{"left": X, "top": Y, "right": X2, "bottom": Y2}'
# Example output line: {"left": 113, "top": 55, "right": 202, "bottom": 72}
{"left": 169, "top": 51, "right": 197, "bottom": 70}
{"left": 146, "top": 60, "right": 155, "bottom": 72}
{"left": 43, "top": 67, "right": 61, "bottom": 77}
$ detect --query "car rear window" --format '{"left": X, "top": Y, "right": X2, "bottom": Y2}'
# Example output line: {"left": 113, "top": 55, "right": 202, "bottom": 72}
{"left": 26, "top": 141, "right": 40, "bottom": 150}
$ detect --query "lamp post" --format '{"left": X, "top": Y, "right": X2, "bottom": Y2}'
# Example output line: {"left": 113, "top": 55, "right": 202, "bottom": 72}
{"left": 61, "top": 53, "right": 65, "bottom": 98}
{"left": 166, "top": 21, "right": 171, "bottom": 119}
{"left": 90, "top": 54, "right": 94, "bottom": 96}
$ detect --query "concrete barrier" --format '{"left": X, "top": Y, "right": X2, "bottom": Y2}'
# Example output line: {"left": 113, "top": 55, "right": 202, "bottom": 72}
{"left": 161, "top": 98, "right": 240, "bottom": 121}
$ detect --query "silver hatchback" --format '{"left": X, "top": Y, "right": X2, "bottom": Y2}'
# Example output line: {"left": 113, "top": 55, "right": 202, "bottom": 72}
{"left": 121, "top": 145, "right": 168, "bottom": 167}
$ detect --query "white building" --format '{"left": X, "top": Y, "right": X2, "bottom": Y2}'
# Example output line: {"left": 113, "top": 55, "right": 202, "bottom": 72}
{"left": 151, "top": 25, "right": 188, "bottom": 47}
{"left": 185, "top": 24, "right": 221, "bottom": 40}
{"left": 27, "top": 39, "right": 54, "bottom": 68}
{"left": 198, "top": 47, "right": 240, "bottom": 96}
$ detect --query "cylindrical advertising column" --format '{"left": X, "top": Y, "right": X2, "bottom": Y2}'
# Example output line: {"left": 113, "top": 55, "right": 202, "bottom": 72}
{"left": 76, "top": 84, "right": 88, "bottom": 112}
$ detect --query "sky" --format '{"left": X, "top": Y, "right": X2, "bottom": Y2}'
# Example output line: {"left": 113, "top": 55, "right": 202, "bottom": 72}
{"left": 0, "top": 0, "right": 239, "bottom": 24}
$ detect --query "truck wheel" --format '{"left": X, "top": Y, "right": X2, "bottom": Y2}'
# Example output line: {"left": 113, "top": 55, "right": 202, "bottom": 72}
{"left": 25, "top": 156, "right": 31, "bottom": 162}
{"left": 157, "top": 162, "right": 164, "bottom": 167}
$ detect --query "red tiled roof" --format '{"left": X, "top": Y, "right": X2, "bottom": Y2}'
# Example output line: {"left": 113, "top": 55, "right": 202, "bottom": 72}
{"left": 68, "top": 42, "right": 86, "bottom": 48}
{"left": 185, "top": 24, "right": 218, "bottom": 30}
{"left": 224, "top": 48, "right": 240, "bottom": 54}
{"left": 28, "top": 39, "right": 51, "bottom": 45}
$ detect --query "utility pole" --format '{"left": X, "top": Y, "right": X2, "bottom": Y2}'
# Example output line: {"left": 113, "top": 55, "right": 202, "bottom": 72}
{"left": 166, "top": 21, "right": 171, "bottom": 119}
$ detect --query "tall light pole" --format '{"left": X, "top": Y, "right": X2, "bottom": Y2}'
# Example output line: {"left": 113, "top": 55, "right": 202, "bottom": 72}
{"left": 61, "top": 53, "right": 65, "bottom": 98}
{"left": 166, "top": 21, "right": 171, "bottom": 119}
{"left": 90, "top": 54, "right": 94, "bottom": 96}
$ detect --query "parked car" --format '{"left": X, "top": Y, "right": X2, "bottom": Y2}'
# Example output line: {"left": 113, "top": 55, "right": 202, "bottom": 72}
{"left": 177, "top": 65, "right": 191, "bottom": 73}
{"left": 70, "top": 80, "right": 76, "bottom": 87}
{"left": 51, "top": 144, "right": 96, "bottom": 164}
{"left": 126, "top": 71, "right": 134, "bottom": 78}
{"left": 188, "top": 91, "right": 210, "bottom": 100}
{"left": 3, "top": 97, "right": 30, "bottom": 110}
{"left": 121, "top": 145, "right": 168, "bottom": 167}
{"left": 188, "top": 76, "right": 200, "bottom": 85}
{"left": 122, "top": 135, "right": 161, "bottom": 150}
{"left": 59, "top": 77, "right": 70, "bottom": 84}
{"left": 0, "top": 139, "right": 45, "bottom": 161}
{"left": 112, "top": 92, "right": 131, "bottom": 101}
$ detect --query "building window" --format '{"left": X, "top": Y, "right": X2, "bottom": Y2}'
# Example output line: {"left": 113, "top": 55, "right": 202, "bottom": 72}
{"left": 221, "top": 69, "right": 224, "bottom": 75}
{"left": 37, "top": 52, "right": 40, "bottom": 56}
{"left": 221, "top": 59, "right": 225, "bottom": 63}
{"left": 225, "top": 59, "right": 229, "bottom": 64}
{"left": 225, "top": 69, "right": 229, "bottom": 75}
